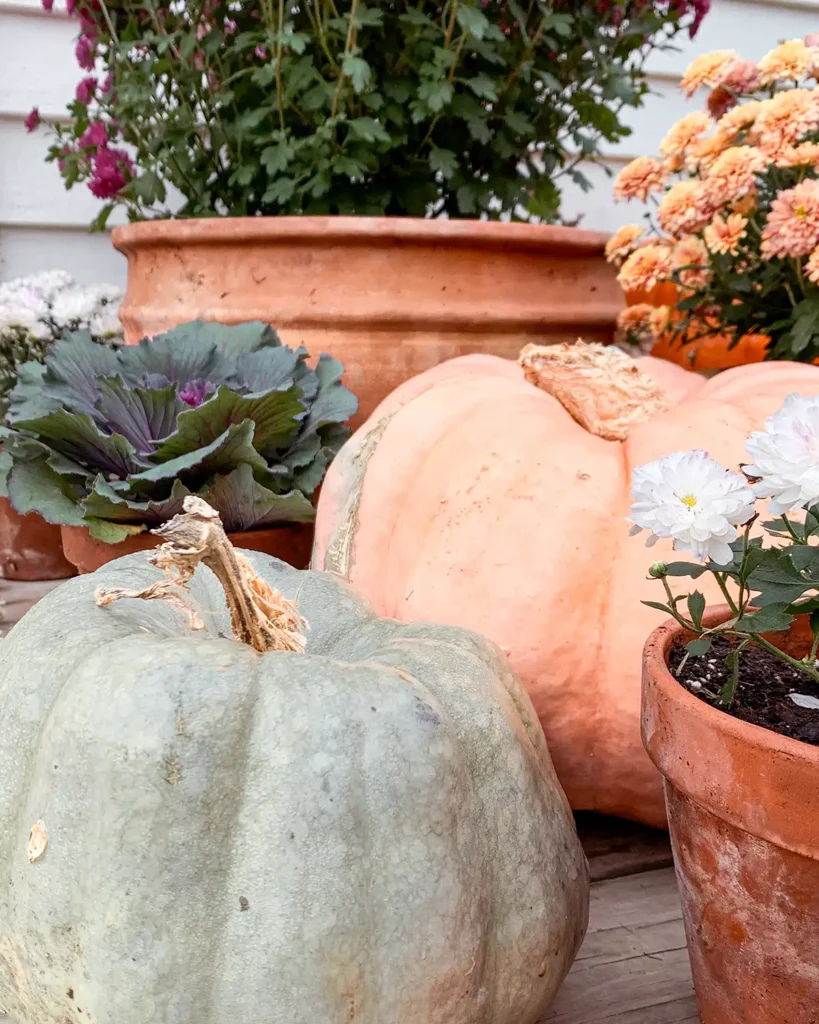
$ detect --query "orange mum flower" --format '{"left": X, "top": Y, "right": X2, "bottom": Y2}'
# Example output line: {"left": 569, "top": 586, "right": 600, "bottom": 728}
{"left": 773, "top": 141, "right": 819, "bottom": 169}
{"left": 703, "top": 213, "right": 749, "bottom": 255}
{"left": 706, "top": 146, "right": 767, "bottom": 206}
{"left": 672, "top": 236, "right": 711, "bottom": 290}
{"left": 605, "top": 224, "right": 644, "bottom": 265}
{"left": 751, "top": 89, "right": 819, "bottom": 160}
{"left": 761, "top": 179, "right": 819, "bottom": 258}
{"left": 617, "top": 244, "right": 673, "bottom": 294}
{"left": 706, "top": 60, "right": 761, "bottom": 119}
{"left": 716, "top": 101, "right": 763, "bottom": 141}
{"left": 649, "top": 306, "right": 672, "bottom": 338}
{"left": 657, "top": 180, "right": 713, "bottom": 236}
{"left": 680, "top": 51, "right": 738, "bottom": 98}
{"left": 617, "top": 304, "right": 654, "bottom": 331}
{"left": 806, "top": 245, "right": 819, "bottom": 284}
{"left": 758, "top": 39, "right": 819, "bottom": 84}
{"left": 659, "top": 112, "right": 714, "bottom": 168}
{"left": 685, "top": 134, "right": 728, "bottom": 173}
{"left": 613, "top": 157, "right": 667, "bottom": 202}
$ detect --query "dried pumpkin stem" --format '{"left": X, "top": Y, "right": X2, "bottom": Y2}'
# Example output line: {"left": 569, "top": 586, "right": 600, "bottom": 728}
{"left": 96, "top": 497, "right": 307, "bottom": 654}
{"left": 518, "top": 340, "right": 671, "bottom": 442}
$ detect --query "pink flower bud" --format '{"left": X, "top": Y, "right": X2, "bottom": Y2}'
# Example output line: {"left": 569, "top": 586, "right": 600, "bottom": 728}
{"left": 24, "top": 107, "right": 40, "bottom": 133}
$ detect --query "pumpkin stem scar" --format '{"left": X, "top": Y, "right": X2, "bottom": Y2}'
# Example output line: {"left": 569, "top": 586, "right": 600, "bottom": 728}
{"left": 94, "top": 496, "right": 308, "bottom": 654}
{"left": 518, "top": 339, "right": 672, "bottom": 442}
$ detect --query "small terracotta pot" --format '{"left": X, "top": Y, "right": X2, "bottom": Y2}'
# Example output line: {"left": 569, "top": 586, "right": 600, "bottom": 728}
{"left": 642, "top": 610, "right": 819, "bottom": 1024}
{"left": 112, "top": 217, "right": 623, "bottom": 426}
{"left": 61, "top": 522, "right": 314, "bottom": 575}
{"left": 0, "top": 498, "right": 76, "bottom": 581}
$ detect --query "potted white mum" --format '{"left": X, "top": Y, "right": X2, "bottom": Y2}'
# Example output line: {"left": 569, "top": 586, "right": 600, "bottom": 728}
{"left": 0, "top": 271, "right": 122, "bottom": 580}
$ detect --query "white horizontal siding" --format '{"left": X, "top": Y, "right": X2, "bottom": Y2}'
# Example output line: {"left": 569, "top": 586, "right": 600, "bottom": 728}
{"left": 0, "top": 0, "right": 817, "bottom": 279}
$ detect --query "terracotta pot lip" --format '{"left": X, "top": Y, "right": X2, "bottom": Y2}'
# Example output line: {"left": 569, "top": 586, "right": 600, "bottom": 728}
{"left": 112, "top": 216, "right": 611, "bottom": 254}
{"left": 644, "top": 609, "right": 819, "bottom": 768}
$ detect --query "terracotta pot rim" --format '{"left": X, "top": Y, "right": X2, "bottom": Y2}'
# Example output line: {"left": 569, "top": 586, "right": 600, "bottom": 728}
{"left": 642, "top": 607, "right": 819, "bottom": 857}
{"left": 112, "top": 216, "right": 611, "bottom": 255}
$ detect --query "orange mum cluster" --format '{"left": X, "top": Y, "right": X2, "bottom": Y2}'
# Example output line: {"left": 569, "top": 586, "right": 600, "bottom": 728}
{"left": 609, "top": 37, "right": 819, "bottom": 347}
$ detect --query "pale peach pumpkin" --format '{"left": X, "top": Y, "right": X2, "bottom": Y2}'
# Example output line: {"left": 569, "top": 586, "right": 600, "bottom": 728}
{"left": 313, "top": 345, "right": 819, "bottom": 827}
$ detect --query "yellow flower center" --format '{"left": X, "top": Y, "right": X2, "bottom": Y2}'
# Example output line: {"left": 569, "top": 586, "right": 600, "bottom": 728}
{"left": 796, "top": 204, "right": 808, "bottom": 218}
{"left": 680, "top": 494, "right": 698, "bottom": 508}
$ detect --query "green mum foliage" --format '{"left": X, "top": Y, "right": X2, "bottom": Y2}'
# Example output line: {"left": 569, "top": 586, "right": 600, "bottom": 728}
{"left": 0, "top": 321, "right": 357, "bottom": 543}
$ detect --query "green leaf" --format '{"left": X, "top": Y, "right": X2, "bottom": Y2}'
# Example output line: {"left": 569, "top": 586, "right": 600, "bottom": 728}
{"left": 687, "top": 591, "right": 706, "bottom": 630}
{"left": 343, "top": 55, "right": 371, "bottom": 94}
{"left": 418, "top": 79, "right": 454, "bottom": 112}
{"left": 662, "top": 562, "right": 708, "bottom": 578}
{"left": 262, "top": 178, "right": 297, "bottom": 205}
{"left": 466, "top": 117, "right": 492, "bottom": 144}
{"left": 429, "top": 147, "right": 458, "bottom": 179}
{"left": 456, "top": 4, "right": 490, "bottom": 39}
{"left": 685, "top": 637, "right": 712, "bottom": 656}
{"left": 86, "top": 518, "right": 147, "bottom": 544}
{"left": 261, "top": 143, "right": 295, "bottom": 175}
{"left": 466, "top": 75, "right": 498, "bottom": 101}
{"left": 199, "top": 463, "right": 316, "bottom": 531}
{"left": 745, "top": 549, "right": 815, "bottom": 606}
{"left": 131, "top": 420, "right": 267, "bottom": 485}
{"left": 12, "top": 410, "right": 143, "bottom": 477}
{"left": 734, "top": 605, "right": 795, "bottom": 633}
{"left": 504, "top": 110, "right": 534, "bottom": 135}
{"left": 11, "top": 332, "right": 119, "bottom": 421}
{"left": 642, "top": 600, "right": 674, "bottom": 615}
{"left": 6, "top": 456, "right": 85, "bottom": 526}
{"left": 347, "top": 117, "right": 391, "bottom": 143}
{"left": 132, "top": 170, "right": 167, "bottom": 205}
{"left": 95, "top": 378, "right": 186, "bottom": 457}
{"left": 81, "top": 475, "right": 191, "bottom": 525}
{"left": 786, "top": 295, "right": 819, "bottom": 356}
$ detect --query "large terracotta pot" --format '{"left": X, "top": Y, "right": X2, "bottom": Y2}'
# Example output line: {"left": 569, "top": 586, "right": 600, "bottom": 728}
{"left": 61, "top": 522, "right": 314, "bottom": 574}
{"left": 643, "top": 611, "right": 819, "bottom": 1023}
{"left": 112, "top": 217, "right": 623, "bottom": 425}
{"left": 0, "top": 498, "right": 76, "bottom": 581}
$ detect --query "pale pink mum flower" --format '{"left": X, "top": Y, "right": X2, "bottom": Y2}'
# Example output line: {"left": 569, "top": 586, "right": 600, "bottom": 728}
{"left": 761, "top": 179, "right": 819, "bottom": 258}
{"left": 672, "top": 236, "right": 711, "bottom": 290}
{"left": 685, "top": 133, "right": 727, "bottom": 172}
{"left": 649, "top": 305, "right": 672, "bottom": 338}
{"left": 707, "top": 59, "right": 761, "bottom": 118}
{"left": 617, "top": 304, "right": 654, "bottom": 331}
{"left": 659, "top": 112, "right": 714, "bottom": 168}
{"left": 605, "top": 224, "right": 644, "bottom": 265}
{"left": 613, "top": 157, "right": 667, "bottom": 202}
{"left": 658, "top": 180, "right": 713, "bottom": 236}
{"left": 758, "top": 39, "right": 819, "bottom": 84}
{"left": 680, "top": 50, "right": 738, "bottom": 98}
{"left": 773, "top": 141, "right": 819, "bottom": 169}
{"left": 706, "top": 146, "right": 767, "bottom": 206}
{"left": 617, "top": 244, "right": 673, "bottom": 294}
{"left": 703, "top": 213, "right": 749, "bottom": 255}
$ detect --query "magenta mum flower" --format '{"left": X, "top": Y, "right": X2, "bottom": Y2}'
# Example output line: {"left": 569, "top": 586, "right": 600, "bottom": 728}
{"left": 78, "top": 120, "right": 108, "bottom": 148}
{"left": 88, "top": 147, "right": 132, "bottom": 199}
{"left": 75, "top": 33, "right": 96, "bottom": 70}
{"left": 66, "top": 0, "right": 76, "bottom": 11}
{"left": 76, "top": 76, "right": 97, "bottom": 105}
{"left": 41, "top": 0, "right": 54, "bottom": 10}
{"left": 24, "top": 107, "right": 40, "bottom": 133}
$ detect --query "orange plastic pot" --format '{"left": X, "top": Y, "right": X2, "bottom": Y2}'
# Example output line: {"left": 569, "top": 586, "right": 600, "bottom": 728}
{"left": 643, "top": 611, "right": 819, "bottom": 1023}
{"left": 0, "top": 498, "right": 76, "bottom": 581}
{"left": 61, "top": 522, "right": 314, "bottom": 574}
{"left": 112, "top": 217, "right": 623, "bottom": 426}
{"left": 624, "top": 284, "right": 771, "bottom": 371}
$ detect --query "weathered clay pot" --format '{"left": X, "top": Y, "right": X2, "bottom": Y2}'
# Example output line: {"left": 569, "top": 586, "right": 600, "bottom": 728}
{"left": 61, "top": 522, "right": 314, "bottom": 574}
{"left": 642, "top": 611, "right": 819, "bottom": 1024}
{"left": 0, "top": 498, "right": 76, "bottom": 581}
{"left": 112, "top": 217, "right": 623, "bottom": 425}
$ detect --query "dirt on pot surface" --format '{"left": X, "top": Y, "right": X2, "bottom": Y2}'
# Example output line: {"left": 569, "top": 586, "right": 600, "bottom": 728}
{"left": 669, "top": 636, "right": 819, "bottom": 745}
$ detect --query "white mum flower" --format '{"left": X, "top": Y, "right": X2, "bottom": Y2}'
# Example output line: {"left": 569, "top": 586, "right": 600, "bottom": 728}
{"left": 88, "top": 307, "right": 122, "bottom": 339}
{"left": 628, "top": 450, "right": 756, "bottom": 564}
{"left": 51, "top": 287, "right": 101, "bottom": 328}
{"left": 744, "top": 394, "right": 819, "bottom": 514}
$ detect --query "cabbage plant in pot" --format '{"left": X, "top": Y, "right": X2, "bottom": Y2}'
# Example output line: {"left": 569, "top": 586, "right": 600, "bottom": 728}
{"left": 33, "top": 0, "right": 710, "bottom": 423}
{"left": 0, "top": 320, "right": 356, "bottom": 573}
{"left": 632, "top": 399, "right": 819, "bottom": 1023}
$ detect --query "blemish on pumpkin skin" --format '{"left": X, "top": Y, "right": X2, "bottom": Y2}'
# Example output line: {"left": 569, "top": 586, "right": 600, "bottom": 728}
{"left": 164, "top": 754, "right": 182, "bottom": 785}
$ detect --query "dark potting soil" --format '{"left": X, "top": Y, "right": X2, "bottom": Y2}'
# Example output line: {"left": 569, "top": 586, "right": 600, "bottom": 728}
{"left": 669, "top": 636, "right": 819, "bottom": 746}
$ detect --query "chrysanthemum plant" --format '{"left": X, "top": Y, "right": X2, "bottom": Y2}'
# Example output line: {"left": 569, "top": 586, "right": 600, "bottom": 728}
{"left": 631, "top": 394, "right": 819, "bottom": 706}
{"left": 32, "top": 0, "right": 708, "bottom": 224}
{"left": 0, "top": 271, "right": 122, "bottom": 419}
{"left": 0, "top": 320, "right": 357, "bottom": 543}
{"left": 609, "top": 37, "right": 819, "bottom": 363}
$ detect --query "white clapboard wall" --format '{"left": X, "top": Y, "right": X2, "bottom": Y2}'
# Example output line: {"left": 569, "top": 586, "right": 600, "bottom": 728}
{"left": 0, "top": 0, "right": 817, "bottom": 286}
